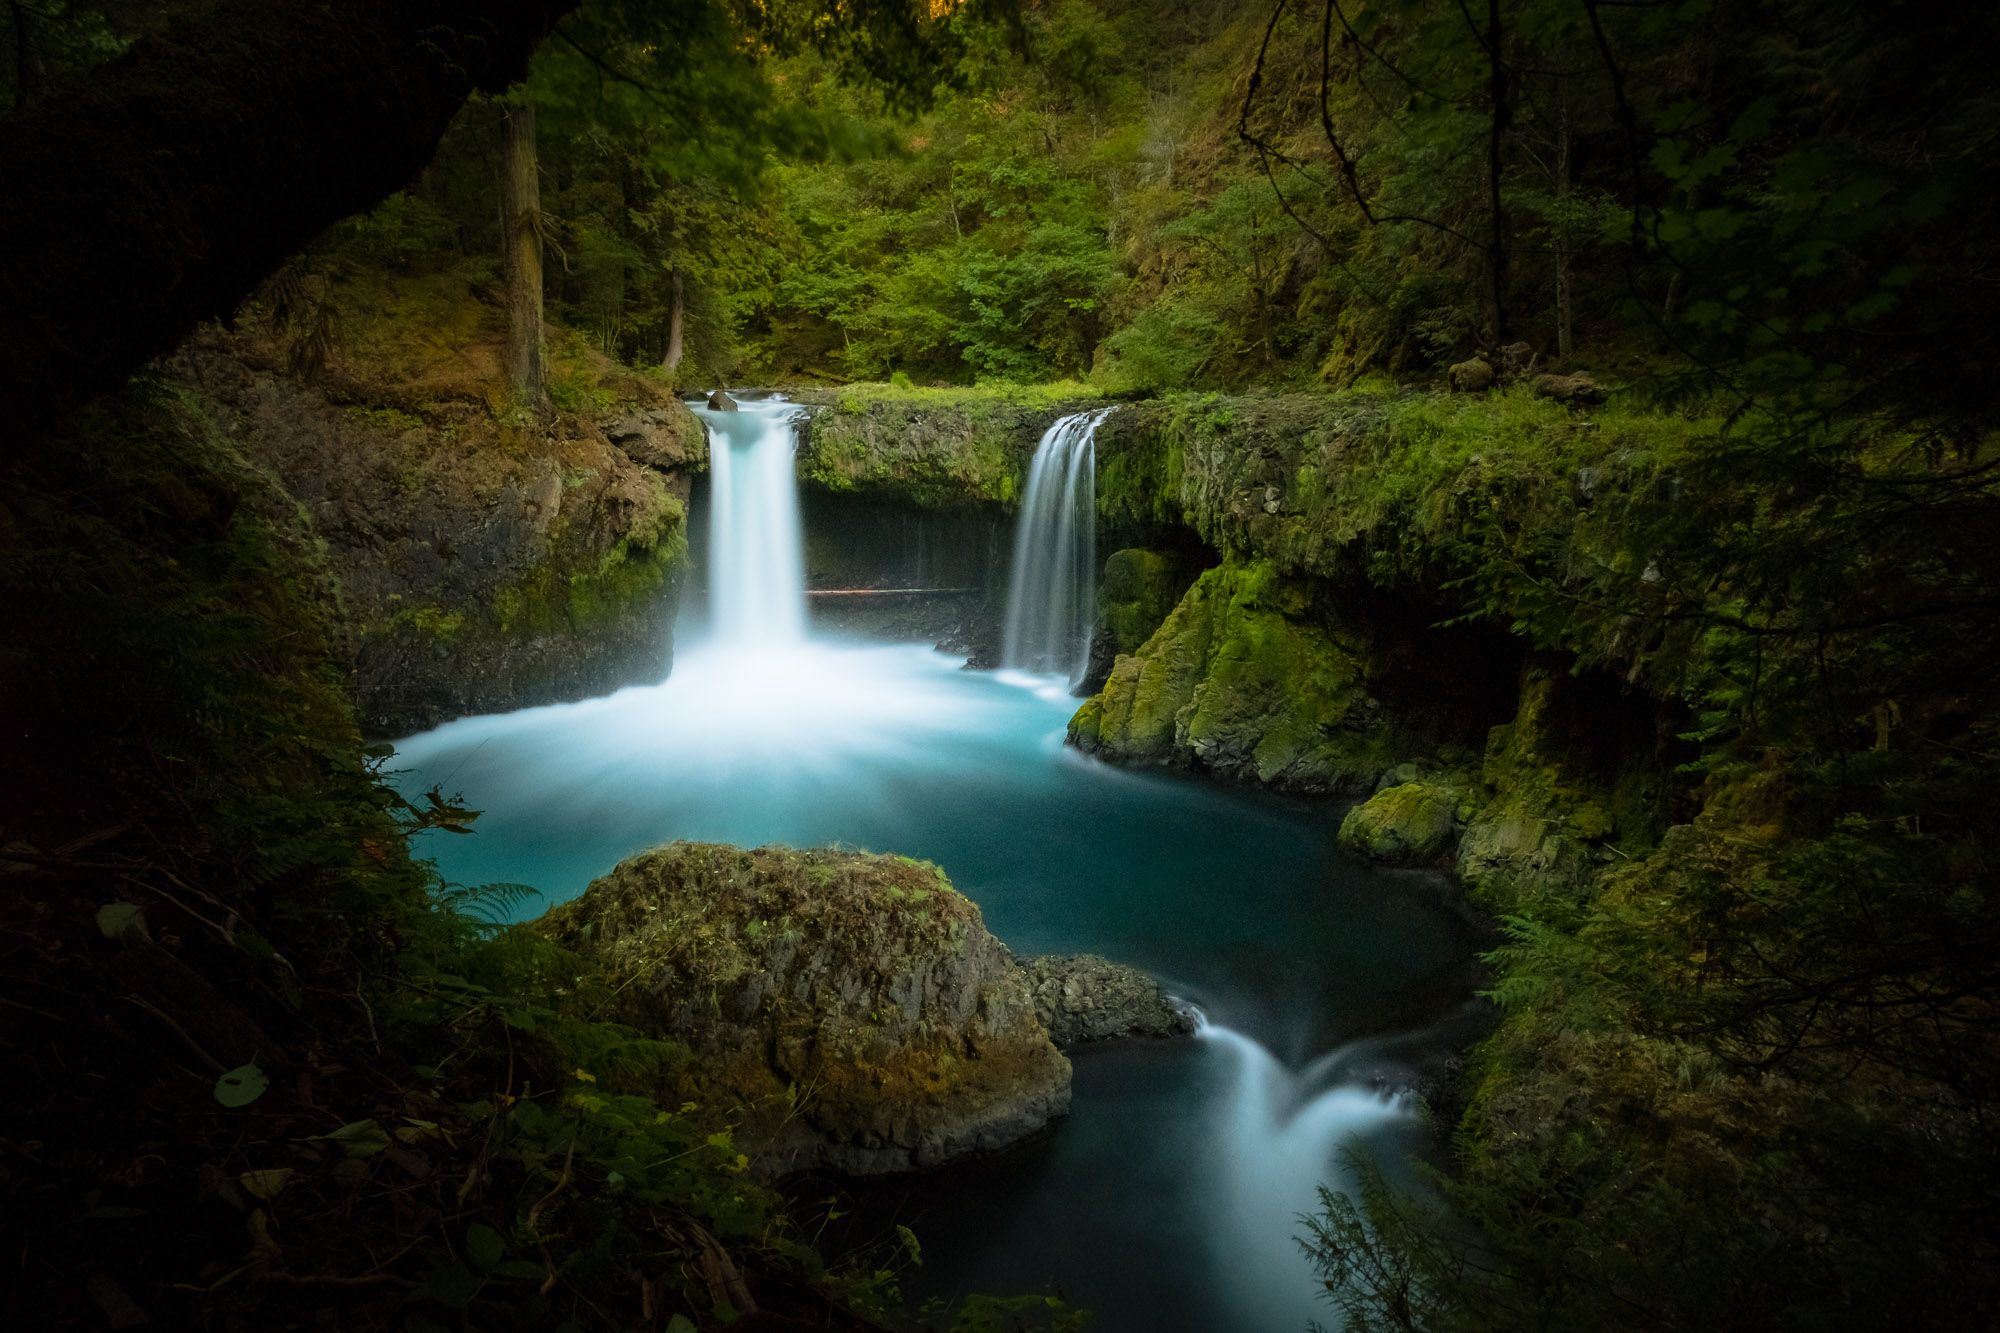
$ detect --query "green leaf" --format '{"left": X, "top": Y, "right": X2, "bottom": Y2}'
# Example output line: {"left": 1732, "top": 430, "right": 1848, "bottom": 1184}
{"left": 238, "top": 1168, "right": 294, "bottom": 1200}
{"left": 214, "top": 1063, "right": 269, "bottom": 1108}
{"left": 667, "top": 1318, "right": 698, "bottom": 1333}
{"left": 492, "top": 1259, "right": 546, "bottom": 1280}
{"left": 314, "top": 1119, "right": 391, "bottom": 1159}
{"left": 465, "top": 1222, "right": 506, "bottom": 1271}
{"left": 95, "top": 902, "right": 147, "bottom": 940}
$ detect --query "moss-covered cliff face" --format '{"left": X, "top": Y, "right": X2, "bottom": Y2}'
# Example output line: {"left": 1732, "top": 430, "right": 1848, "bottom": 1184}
{"left": 537, "top": 842, "right": 1071, "bottom": 1177}
{"left": 1054, "top": 386, "right": 2000, "bottom": 1328}
{"left": 1068, "top": 390, "right": 1701, "bottom": 865}
{"left": 1070, "top": 558, "right": 1399, "bottom": 788}
{"left": 796, "top": 385, "right": 1112, "bottom": 511}
{"left": 170, "top": 270, "right": 705, "bottom": 735}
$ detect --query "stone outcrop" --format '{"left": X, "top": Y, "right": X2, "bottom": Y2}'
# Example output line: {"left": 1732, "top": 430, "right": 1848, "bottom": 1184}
{"left": 537, "top": 843, "right": 1072, "bottom": 1177}
{"left": 169, "top": 317, "right": 705, "bottom": 735}
{"left": 706, "top": 389, "right": 739, "bottom": 411}
{"left": 797, "top": 390, "right": 1108, "bottom": 511}
{"left": 1531, "top": 371, "right": 1606, "bottom": 405}
{"left": 1015, "top": 953, "right": 1197, "bottom": 1046}
{"left": 1339, "top": 782, "right": 1463, "bottom": 865}
{"left": 1068, "top": 557, "right": 1400, "bottom": 790}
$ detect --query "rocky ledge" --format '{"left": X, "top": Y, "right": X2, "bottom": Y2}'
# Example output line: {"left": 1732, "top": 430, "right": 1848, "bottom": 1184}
{"left": 1015, "top": 952, "right": 1198, "bottom": 1045}
{"left": 537, "top": 842, "right": 1072, "bottom": 1177}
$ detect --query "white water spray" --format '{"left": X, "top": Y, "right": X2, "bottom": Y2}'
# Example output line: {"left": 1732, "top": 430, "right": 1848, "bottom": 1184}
{"left": 1198, "top": 1021, "right": 1410, "bottom": 1331}
{"left": 701, "top": 398, "right": 807, "bottom": 645}
{"left": 1002, "top": 408, "right": 1112, "bottom": 688}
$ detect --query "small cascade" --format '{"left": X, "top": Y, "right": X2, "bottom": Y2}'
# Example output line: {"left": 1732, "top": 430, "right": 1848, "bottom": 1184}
{"left": 1197, "top": 1023, "right": 1409, "bottom": 1331}
{"left": 694, "top": 397, "right": 808, "bottom": 646}
{"left": 1001, "top": 407, "right": 1112, "bottom": 687}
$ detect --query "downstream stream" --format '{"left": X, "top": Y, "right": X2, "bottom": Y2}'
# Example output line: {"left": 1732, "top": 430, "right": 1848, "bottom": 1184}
{"left": 391, "top": 398, "right": 1483, "bottom": 1331}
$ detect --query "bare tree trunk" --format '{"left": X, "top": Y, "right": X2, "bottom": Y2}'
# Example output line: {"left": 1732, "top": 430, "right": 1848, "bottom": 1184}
{"left": 10, "top": 0, "right": 44, "bottom": 108}
{"left": 661, "top": 268, "right": 686, "bottom": 372}
{"left": 1484, "top": 0, "right": 1512, "bottom": 343}
{"left": 1555, "top": 76, "right": 1574, "bottom": 362}
{"left": 498, "top": 101, "right": 545, "bottom": 411}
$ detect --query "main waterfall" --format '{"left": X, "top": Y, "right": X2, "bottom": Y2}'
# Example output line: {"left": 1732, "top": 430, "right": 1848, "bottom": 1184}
{"left": 1002, "top": 408, "right": 1112, "bottom": 688}
{"left": 703, "top": 398, "right": 809, "bottom": 644}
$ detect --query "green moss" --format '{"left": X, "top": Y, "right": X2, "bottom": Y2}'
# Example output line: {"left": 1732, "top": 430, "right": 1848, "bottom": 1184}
{"left": 1071, "top": 557, "right": 1401, "bottom": 790}
{"left": 1097, "top": 547, "right": 1192, "bottom": 657}
{"left": 342, "top": 403, "right": 425, "bottom": 434}
{"left": 1338, "top": 782, "right": 1460, "bottom": 863}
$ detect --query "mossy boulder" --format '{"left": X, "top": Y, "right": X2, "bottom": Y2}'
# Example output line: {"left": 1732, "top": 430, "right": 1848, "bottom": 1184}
{"left": 1339, "top": 783, "right": 1461, "bottom": 864}
{"left": 1015, "top": 953, "right": 1197, "bottom": 1046}
{"left": 1068, "top": 557, "right": 1397, "bottom": 790}
{"left": 537, "top": 842, "right": 1072, "bottom": 1177}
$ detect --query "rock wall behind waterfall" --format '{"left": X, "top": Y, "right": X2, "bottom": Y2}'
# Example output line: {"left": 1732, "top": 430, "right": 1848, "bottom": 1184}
{"left": 169, "top": 320, "right": 705, "bottom": 735}
{"left": 1080, "top": 392, "right": 1696, "bottom": 900}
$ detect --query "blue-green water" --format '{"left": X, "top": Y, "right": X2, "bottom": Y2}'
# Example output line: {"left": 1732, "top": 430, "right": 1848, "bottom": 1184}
{"left": 390, "top": 636, "right": 1480, "bottom": 1331}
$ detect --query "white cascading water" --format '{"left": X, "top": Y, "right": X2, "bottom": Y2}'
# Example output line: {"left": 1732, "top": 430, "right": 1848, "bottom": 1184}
{"left": 1197, "top": 1020, "right": 1410, "bottom": 1330}
{"left": 703, "top": 398, "right": 808, "bottom": 645}
{"left": 1001, "top": 408, "right": 1113, "bottom": 688}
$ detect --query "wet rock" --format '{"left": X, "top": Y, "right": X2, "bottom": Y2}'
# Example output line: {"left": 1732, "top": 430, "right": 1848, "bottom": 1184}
{"left": 605, "top": 405, "right": 702, "bottom": 470}
{"left": 1014, "top": 953, "right": 1198, "bottom": 1046}
{"left": 538, "top": 843, "right": 1071, "bottom": 1177}
{"left": 1531, "top": 371, "right": 1605, "bottom": 405}
{"left": 1068, "top": 557, "right": 1396, "bottom": 791}
{"left": 1082, "top": 547, "right": 1197, "bottom": 693}
{"left": 707, "top": 389, "right": 739, "bottom": 411}
{"left": 1339, "top": 782, "right": 1460, "bottom": 865}
{"left": 1449, "top": 357, "right": 1496, "bottom": 392}
{"left": 166, "top": 333, "right": 702, "bottom": 736}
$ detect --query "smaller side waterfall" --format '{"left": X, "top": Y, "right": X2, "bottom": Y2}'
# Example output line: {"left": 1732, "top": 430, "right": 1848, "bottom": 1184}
{"left": 1001, "top": 408, "right": 1112, "bottom": 687}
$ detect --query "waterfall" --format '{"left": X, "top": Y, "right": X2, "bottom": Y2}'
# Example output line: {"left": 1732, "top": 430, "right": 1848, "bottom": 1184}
{"left": 1001, "top": 408, "right": 1112, "bottom": 687}
{"left": 1198, "top": 1022, "right": 1409, "bottom": 1331}
{"left": 695, "top": 397, "right": 808, "bottom": 645}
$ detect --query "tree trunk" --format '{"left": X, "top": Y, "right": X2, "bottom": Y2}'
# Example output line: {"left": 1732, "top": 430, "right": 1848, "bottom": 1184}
{"left": 1484, "top": 0, "right": 1511, "bottom": 344}
{"left": 498, "top": 101, "right": 545, "bottom": 410}
{"left": 1555, "top": 76, "right": 1574, "bottom": 363}
{"left": 0, "top": 0, "right": 577, "bottom": 449}
{"left": 10, "top": 0, "right": 44, "bottom": 108}
{"left": 662, "top": 268, "right": 686, "bottom": 372}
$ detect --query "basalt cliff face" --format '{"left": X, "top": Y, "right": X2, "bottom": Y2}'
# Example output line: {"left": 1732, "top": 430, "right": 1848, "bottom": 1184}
{"left": 168, "top": 276, "right": 705, "bottom": 735}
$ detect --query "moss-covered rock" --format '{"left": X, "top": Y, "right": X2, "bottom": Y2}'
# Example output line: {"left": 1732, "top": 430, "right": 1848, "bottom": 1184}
{"left": 537, "top": 842, "right": 1072, "bottom": 1177}
{"left": 1339, "top": 782, "right": 1462, "bottom": 864}
{"left": 797, "top": 388, "right": 1108, "bottom": 511}
{"left": 1455, "top": 658, "right": 1680, "bottom": 905}
{"left": 169, "top": 312, "right": 705, "bottom": 734}
{"left": 1098, "top": 547, "right": 1195, "bottom": 658}
{"left": 1069, "top": 557, "right": 1402, "bottom": 790}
